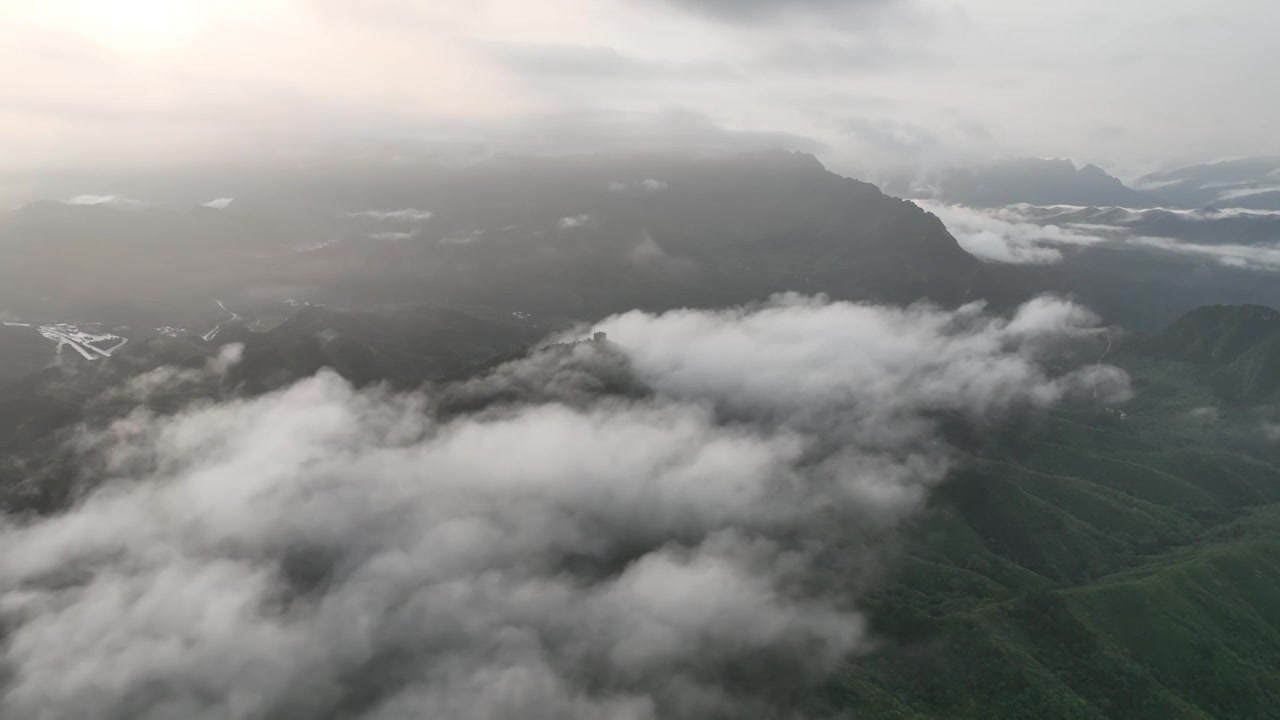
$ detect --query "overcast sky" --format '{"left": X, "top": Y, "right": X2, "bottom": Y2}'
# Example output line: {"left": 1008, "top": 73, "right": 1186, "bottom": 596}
{"left": 3, "top": 0, "right": 1277, "bottom": 179}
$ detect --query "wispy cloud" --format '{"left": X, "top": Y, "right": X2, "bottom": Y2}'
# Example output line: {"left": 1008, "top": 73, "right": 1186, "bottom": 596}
{"left": 559, "top": 214, "right": 591, "bottom": 228}
{"left": 914, "top": 200, "right": 1107, "bottom": 264}
{"left": 1128, "top": 235, "right": 1280, "bottom": 270}
{"left": 345, "top": 208, "right": 434, "bottom": 222}
{"left": 607, "top": 179, "right": 670, "bottom": 193}
{"left": 1216, "top": 184, "right": 1280, "bottom": 202}
{"left": 368, "top": 230, "right": 417, "bottom": 241}
{"left": 63, "top": 194, "right": 144, "bottom": 208}
{"left": 925, "top": 201, "right": 1280, "bottom": 271}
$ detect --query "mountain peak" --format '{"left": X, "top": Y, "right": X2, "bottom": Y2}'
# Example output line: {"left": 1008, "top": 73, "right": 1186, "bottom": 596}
{"left": 901, "top": 156, "right": 1153, "bottom": 208}
{"left": 1151, "top": 304, "right": 1280, "bottom": 401}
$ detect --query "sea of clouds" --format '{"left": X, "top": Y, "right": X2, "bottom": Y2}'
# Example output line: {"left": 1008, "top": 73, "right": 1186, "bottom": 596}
{"left": 0, "top": 294, "right": 1127, "bottom": 720}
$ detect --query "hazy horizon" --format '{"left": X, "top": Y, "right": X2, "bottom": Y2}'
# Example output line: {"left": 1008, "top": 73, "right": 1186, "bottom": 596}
{"left": 4, "top": 0, "right": 1279, "bottom": 186}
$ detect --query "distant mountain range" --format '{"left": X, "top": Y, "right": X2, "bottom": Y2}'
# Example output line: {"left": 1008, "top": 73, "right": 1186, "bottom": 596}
{"left": 8, "top": 149, "right": 1280, "bottom": 352}
{"left": 887, "top": 157, "right": 1155, "bottom": 209}
{"left": 0, "top": 151, "right": 989, "bottom": 329}
{"left": 1009, "top": 204, "right": 1280, "bottom": 246}
{"left": 890, "top": 154, "right": 1280, "bottom": 212}
{"left": 1137, "top": 155, "right": 1280, "bottom": 210}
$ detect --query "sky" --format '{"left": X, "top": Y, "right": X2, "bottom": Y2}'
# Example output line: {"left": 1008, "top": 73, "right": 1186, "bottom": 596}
{"left": 2, "top": 0, "right": 1278, "bottom": 179}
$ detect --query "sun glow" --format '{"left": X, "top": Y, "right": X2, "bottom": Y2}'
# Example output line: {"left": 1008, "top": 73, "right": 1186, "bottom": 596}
{"left": 92, "top": 1, "right": 210, "bottom": 51}
{"left": 21, "top": 0, "right": 273, "bottom": 53}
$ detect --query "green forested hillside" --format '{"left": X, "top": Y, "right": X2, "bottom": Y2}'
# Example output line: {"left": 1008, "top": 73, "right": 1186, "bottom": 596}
{"left": 3, "top": 302, "right": 1280, "bottom": 718}
{"left": 836, "top": 337, "right": 1280, "bottom": 719}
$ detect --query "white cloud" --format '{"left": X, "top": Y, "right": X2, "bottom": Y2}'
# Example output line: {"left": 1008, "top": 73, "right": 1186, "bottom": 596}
{"left": 201, "top": 197, "right": 233, "bottom": 209}
{"left": 1263, "top": 421, "right": 1280, "bottom": 444}
{"left": 368, "top": 230, "right": 417, "bottom": 241}
{"left": 627, "top": 233, "right": 666, "bottom": 261}
{"left": 1194, "top": 208, "right": 1280, "bottom": 219}
{"left": 928, "top": 201, "right": 1280, "bottom": 272}
{"left": 1181, "top": 406, "right": 1220, "bottom": 423}
{"left": 607, "top": 179, "right": 669, "bottom": 193}
{"left": 108, "top": 343, "right": 244, "bottom": 402}
{"left": 1002, "top": 204, "right": 1280, "bottom": 221}
{"left": 345, "top": 209, "right": 434, "bottom": 222}
{"left": 1128, "top": 235, "right": 1280, "bottom": 270}
{"left": 0, "top": 294, "right": 1123, "bottom": 718}
{"left": 63, "top": 194, "right": 144, "bottom": 208}
{"left": 1216, "top": 184, "right": 1280, "bottom": 202}
{"left": 439, "top": 237, "right": 476, "bottom": 245}
{"left": 559, "top": 213, "right": 591, "bottom": 228}
{"left": 596, "top": 293, "right": 1127, "bottom": 430}
{"left": 914, "top": 200, "right": 1108, "bottom": 264}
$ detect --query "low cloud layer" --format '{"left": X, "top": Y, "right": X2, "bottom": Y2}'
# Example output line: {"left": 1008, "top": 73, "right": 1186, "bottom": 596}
{"left": 559, "top": 214, "right": 592, "bottom": 229}
{"left": 914, "top": 201, "right": 1107, "bottom": 264}
{"left": 345, "top": 209, "right": 434, "bottom": 223}
{"left": 924, "top": 201, "right": 1280, "bottom": 271}
{"left": 608, "top": 178, "right": 670, "bottom": 193}
{"left": 368, "top": 230, "right": 418, "bottom": 241}
{"left": 110, "top": 342, "right": 244, "bottom": 401}
{"left": 64, "top": 193, "right": 145, "bottom": 208}
{"left": 0, "top": 295, "right": 1124, "bottom": 719}
{"left": 1128, "top": 235, "right": 1280, "bottom": 270}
